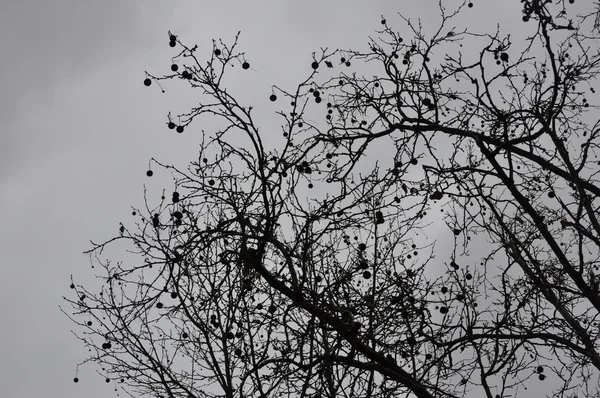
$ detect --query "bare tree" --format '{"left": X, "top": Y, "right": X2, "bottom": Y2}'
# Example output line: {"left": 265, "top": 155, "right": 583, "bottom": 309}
{"left": 63, "top": 2, "right": 600, "bottom": 398}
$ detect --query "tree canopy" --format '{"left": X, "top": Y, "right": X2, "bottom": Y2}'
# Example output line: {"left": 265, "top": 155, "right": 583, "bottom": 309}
{"left": 64, "top": 2, "right": 600, "bottom": 398}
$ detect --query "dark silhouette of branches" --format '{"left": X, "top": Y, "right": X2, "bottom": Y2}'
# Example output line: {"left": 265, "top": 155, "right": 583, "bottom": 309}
{"left": 64, "top": 2, "right": 600, "bottom": 398}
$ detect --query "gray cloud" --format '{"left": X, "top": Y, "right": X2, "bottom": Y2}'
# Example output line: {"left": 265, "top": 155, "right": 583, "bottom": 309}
{"left": 0, "top": 0, "right": 169, "bottom": 184}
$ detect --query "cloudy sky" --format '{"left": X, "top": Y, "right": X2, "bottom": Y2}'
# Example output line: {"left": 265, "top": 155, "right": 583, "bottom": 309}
{"left": 0, "top": 1, "right": 575, "bottom": 398}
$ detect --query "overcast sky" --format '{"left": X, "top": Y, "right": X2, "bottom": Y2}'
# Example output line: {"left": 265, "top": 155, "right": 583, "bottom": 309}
{"left": 0, "top": 1, "right": 581, "bottom": 398}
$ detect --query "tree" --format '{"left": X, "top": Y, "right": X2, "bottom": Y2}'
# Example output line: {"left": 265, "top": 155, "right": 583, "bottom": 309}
{"left": 63, "top": 2, "right": 600, "bottom": 398}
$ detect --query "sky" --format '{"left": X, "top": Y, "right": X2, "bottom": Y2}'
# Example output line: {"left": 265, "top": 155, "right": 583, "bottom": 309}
{"left": 0, "top": 1, "right": 591, "bottom": 398}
